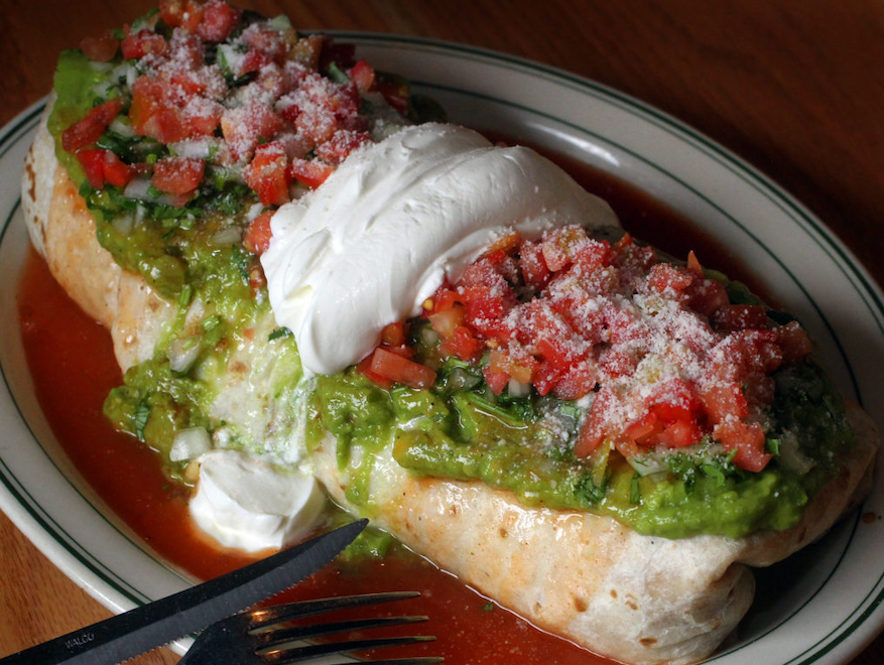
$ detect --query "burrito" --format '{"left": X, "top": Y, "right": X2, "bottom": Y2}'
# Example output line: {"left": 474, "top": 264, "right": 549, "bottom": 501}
{"left": 21, "top": 2, "right": 878, "bottom": 663}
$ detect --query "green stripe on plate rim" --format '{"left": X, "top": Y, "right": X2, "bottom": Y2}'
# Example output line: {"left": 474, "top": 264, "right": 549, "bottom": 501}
{"left": 0, "top": 105, "right": 186, "bottom": 607}
{"left": 1, "top": 37, "right": 882, "bottom": 663}
{"left": 0, "top": 202, "right": 155, "bottom": 607}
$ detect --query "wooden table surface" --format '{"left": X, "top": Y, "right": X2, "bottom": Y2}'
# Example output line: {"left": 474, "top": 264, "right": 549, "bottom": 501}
{"left": 0, "top": 1, "right": 881, "bottom": 664}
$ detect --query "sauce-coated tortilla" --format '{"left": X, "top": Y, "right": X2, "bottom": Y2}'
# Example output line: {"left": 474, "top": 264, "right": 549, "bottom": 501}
{"left": 21, "top": 113, "right": 878, "bottom": 665}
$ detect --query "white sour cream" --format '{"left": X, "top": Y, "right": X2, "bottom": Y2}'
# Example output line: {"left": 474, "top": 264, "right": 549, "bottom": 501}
{"left": 189, "top": 449, "right": 325, "bottom": 552}
{"left": 261, "top": 123, "right": 619, "bottom": 376}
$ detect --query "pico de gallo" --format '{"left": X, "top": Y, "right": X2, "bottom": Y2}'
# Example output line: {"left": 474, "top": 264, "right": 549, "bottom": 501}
{"left": 49, "top": 0, "right": 441, "bottom": 301}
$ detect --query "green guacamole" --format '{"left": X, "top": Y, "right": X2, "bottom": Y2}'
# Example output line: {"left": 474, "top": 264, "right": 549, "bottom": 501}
{"left": 308, "top": 358, "right": 854, "bottom": 539}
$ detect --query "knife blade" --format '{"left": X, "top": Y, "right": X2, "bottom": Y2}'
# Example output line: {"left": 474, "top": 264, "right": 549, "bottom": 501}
{"left": 0, "top": 519, "right": 367, "bottom": 665}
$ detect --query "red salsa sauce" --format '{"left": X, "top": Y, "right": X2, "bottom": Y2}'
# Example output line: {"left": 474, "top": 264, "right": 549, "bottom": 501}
{"left": 16, "top": 160, "right": 759, "bottom": 664}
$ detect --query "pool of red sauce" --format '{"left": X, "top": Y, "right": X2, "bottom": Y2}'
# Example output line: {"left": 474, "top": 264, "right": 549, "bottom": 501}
{"left": 16, "top": 158, "right": 764, "bottom": 665}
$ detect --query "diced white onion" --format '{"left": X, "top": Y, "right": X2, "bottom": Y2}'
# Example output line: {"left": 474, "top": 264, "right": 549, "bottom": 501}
{"left": 109, "top": 117, "right": 136, "bottom": 137}
{"left": 111, "top": 214, "right": 134, "bottom": 235}
{"left": 170, "top": 427, "right": 212, "bottom": 462}
{"left": 418, "top": 325, "right": 440, "bottom": 348}
{"left": 507, "top": 378, "right": 531, "bottom": 398}
{"left": 245, "top": 201, "right": 265, "bottom": 221}
{"left": 778, "top": 431, "right": 816, "bottom": 475}
{"left": 169, "top": 138, "right": 217, "bottom": 160}
{"left": 168, "top": 336, "right": 202, "bottom": 373}
{"left": 124, "top": 177, "right": 153, "bottom": 200}
{"left": 210, "top": 227, "right": 242, "bottom": 246}
{"left": 627, "top": 455, "right": 666, "bottom": 477}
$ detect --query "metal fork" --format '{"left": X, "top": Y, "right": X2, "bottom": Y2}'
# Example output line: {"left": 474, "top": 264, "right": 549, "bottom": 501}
{"left": 178, "top": 591, "right": 444, "bottom": 665}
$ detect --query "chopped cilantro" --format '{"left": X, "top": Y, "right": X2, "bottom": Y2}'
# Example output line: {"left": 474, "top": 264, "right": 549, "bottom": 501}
{"left": 269, "top": 327, "right": 293, "bottom": 341}
{"left": 133, "top": 398, "right": 151, "bottom": 440}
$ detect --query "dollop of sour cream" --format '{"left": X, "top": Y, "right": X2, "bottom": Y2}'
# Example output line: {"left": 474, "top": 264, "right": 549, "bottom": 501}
{"left": 261, "top": 123, "right": 619, "bottom": 377}
{"left": 190, "top": 449, "right": 325, "bottom": 552}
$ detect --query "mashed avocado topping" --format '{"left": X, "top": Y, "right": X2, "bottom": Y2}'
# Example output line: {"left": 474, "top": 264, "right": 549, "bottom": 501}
{"left": 307, "top": 351, "right": 854, "bottom": 539}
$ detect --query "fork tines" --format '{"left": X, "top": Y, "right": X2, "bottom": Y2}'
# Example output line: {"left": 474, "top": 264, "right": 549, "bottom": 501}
{"left": 248, "top": 591, "right": 422, "bottom": 630}
{"left": 251, "top": 591, "right": 443, "bottom": 664}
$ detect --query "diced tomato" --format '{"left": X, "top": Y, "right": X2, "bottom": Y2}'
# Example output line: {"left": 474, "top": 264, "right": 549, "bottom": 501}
{"left": 551, "top": 362, "right": 597, "bottom": 401}
{"left": 288, "top": 158, "right": 333, "bottom": 189}
{"left": 315, "top": 129, "right": 372, "bottom": 165}
{"left": 654, "top": 418, "right": 702, "bottom": 448}
{"left": 646, "top": 379, "right": 701, "bottom": 422}
{"left": 244, "top": 142, "right": 290, "bottom": 206}
{"left": 76, "top": 149, "right": 109, "bottom": 189}
{"left": 711, "top": 329, "right": 783, "bottom": 383}
{"left": 619, "top": 379, "right": 704, "bottom": 449}
{"left": 647, "top": 262, "right": 693, "bottom": 295}
{"left": 129, "top": 76, "right": 190, "bottom": 143}
{"left": 248, "top": 263, "right": 267, "bottom": 293}
{"left": 349, "top": 59, "right": 375, "bottom": 93}
{"left": 574, "top": 387, "right": 615, "bottom": 457}
{"left": 518, "top": 240, "right": 551, "bottom": 291}
{"left": 357, "top": 355, "right": 394, "bottom": 390}
{"left": 439, "top": 326, "right": 484, "bottom": 362}
{"left": 290, "top": 34, "right": 323, "bottom": 69}
{"left": 76, "top": 149, "right": 134, "bottom": 189}
{"left": 485, "top": 349, "right": 534, "bottom": 387}
{"left": 459, "top": 255, "right": 509, "bottom": 289}
{"left": 712, "top": 304, "right": 770, "bottom": 333}
{"left": 62, "top": 98, "right": 123, "bottom": 154}
{"left": 778, "top": 320, "right": 813, "bottom": 362}
{"left": 699, "top": 383, "right": 748, "bottom": 425}
{"left": 121, "top": 29, "right": 167, "bottom": 60}
{"left": 685, "top": 277, "right": 729, "bottom": 317}
{"left": 714, "top": 419, "right": 771, "bottom": 472}
{"left": 482, "top": 367, "right": 510, "bottom": 396}
{"left": 532, "top": 333, "right": 580, "bottom": 396}
{"left": 79, "top": 31, "right": 119, "bottom": 62}
{"left": 184, "top": 100, "right": 223, "bottom": 137}
{"left": 196, "top": 0, "right": 241, "bottom": 42}
{"left": 242, "top": 23, "right": 288, "bottom": 61}
{"left": 220, "top": 104, "right": 285, "bottom": 161}
{"left": 151, "top": 156, "right": 205, "bottom": 195}
{"left": 612, "top": 233, "right": 656, "bottom": 272}
{"left": 428, "top": 306, "right": 463, "bottom": 339}
{"left": 598, "top": 347, "right": 638, "bottom": 378}
{"left": 101, "top": 151, "right": 135, "bottom": 187}
{"left": 243, "top": 211, "right": 274, "bottom": 256}
{"left": 623, "top": 410, "right": 699, "bottom": 449}
{"left": 380, "top": 322, "right": 407, "bottom": 347}
{"left": 367, "top": 347, "right": 436, "bottom": 390}
{"left": 461, "top": 287, "right": 514, "bottom": 336}
{"left": 159, "top": 0, "right": 202, "bottom": 29}
{"left": 686, "top": 250, "right": 703, "bottom": 274}
{"left": 428, "top": 287, "right": 461, "bottom": 314}
{"left": 541, "top": 225, "right": 587, "bottom": 272}
{"left": 240, "top": 48, "right": 273, "bottom": 74}
{"left": 572, "top": 239, "right": 615, "bottom": 274}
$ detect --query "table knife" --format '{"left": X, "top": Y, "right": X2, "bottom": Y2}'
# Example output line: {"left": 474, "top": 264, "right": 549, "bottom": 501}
{"left": 0, "top": 519, "right": 366, "bottom": 665}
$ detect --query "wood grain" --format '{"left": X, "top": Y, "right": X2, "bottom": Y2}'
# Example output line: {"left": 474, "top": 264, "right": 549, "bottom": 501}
{"left": 0, "top": 1, "right": 881, "bottom": 663}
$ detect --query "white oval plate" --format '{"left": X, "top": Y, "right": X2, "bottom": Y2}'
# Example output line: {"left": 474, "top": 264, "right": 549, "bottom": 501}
{"left": 1, "top": 34, "right": 882, "bottom": 664}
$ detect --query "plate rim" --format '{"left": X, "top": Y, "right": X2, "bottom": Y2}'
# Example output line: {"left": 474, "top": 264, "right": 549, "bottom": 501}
{"left": 0, "top": 32, "right": 881, "bottom": 665}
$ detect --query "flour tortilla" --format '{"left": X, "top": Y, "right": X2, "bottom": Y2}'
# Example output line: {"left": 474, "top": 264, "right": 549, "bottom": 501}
{"left": 22, "top": 103, "right": 174, "bottom": 372}
{"left": 21, "top": 113, "right": 879, "bottom": 664}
